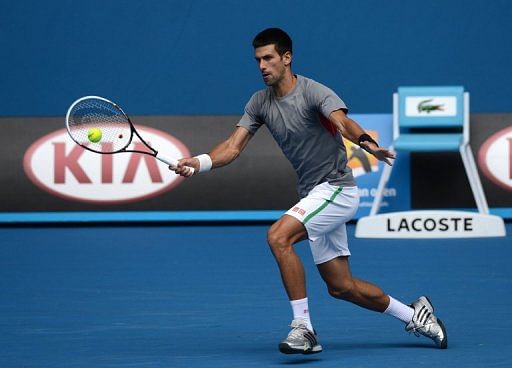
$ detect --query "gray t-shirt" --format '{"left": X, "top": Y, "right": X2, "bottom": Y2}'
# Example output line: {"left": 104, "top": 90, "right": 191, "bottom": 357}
{"left": 237, "top": 75, "right": 356, "bottom": 198}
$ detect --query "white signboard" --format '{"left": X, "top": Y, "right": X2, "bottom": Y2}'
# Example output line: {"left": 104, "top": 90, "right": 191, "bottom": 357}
{"left": 355, "top": 211, "right": 506, "bottom": 238}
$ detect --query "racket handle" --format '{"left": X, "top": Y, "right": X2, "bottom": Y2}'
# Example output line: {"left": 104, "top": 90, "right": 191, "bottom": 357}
{"left": 156, "top": 153, "right": 196, "bottom": 174}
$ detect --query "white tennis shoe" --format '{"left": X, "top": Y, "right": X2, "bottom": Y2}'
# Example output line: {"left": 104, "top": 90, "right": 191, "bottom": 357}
{"left": 279, "top": 319, "right": 323, "bottom": 354}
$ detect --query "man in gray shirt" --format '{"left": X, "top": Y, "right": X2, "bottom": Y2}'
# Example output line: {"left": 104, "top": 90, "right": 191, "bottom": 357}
{"left": 238, "top": 73, "right": 356, "bottom": 198}
{"left": 174, "top": 28, "right": 447, "bottom": 354}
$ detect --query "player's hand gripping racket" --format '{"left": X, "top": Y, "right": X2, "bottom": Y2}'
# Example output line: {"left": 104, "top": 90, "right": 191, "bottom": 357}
{"left": 65, "top": 96, "right": 194, "bottom": 173}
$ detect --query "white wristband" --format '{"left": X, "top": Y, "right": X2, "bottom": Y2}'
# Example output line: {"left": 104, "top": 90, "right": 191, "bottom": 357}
{"left": 194, "top": 154, "right": 213, "bottom": 173}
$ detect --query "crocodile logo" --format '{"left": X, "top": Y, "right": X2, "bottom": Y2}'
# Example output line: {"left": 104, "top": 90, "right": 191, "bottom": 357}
{"left": 418, "top": 99, "right": 444, "bottom": 113}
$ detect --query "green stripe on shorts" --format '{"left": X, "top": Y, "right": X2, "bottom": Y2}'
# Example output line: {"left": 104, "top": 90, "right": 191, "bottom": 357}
{"left": 303, "top": 186, "right": 343, "bottom": 224}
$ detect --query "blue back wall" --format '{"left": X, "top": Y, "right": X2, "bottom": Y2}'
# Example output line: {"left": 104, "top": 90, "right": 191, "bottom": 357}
{"left": 2, "top": 0, "right": 511, "bottom": 116}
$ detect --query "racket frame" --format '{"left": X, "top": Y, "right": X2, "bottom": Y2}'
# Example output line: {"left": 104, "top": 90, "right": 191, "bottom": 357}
{"left": 66, "top": 95, "right": 156, "bottom": 156}
{"left": 65, "top": 95, "right": 193, "bottom": 171}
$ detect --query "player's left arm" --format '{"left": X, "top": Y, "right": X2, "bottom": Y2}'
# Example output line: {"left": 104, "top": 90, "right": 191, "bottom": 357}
{"left": 328, "top": 109, "right": 395, "bottom": 166}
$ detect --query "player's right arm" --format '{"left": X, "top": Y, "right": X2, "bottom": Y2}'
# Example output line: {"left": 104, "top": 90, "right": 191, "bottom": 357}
{"left": 173, "top": 126, "right": 253, "bottom": 177}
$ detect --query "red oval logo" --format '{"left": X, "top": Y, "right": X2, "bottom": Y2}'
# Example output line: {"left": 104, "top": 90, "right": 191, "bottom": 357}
{"left": 23, "top": 126, "right": 190, "bottom": 204}
{"left": 478, "top": 126, "right": 512, "bottom": 191}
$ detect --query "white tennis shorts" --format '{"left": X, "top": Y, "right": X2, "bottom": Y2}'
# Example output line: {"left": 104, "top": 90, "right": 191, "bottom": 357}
{"left": 285, "top": 182, "right": 359, "bottom": 264}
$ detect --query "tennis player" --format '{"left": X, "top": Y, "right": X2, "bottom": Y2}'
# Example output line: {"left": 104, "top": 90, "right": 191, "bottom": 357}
{"left": 173, "top": 28, "right": 447, "bottom": 353}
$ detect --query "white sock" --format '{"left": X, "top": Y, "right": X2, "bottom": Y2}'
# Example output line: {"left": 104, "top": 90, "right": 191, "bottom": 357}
{"left": 383, "top": 296, "right": 414, "bottom": 324}
{"left": 290, "top": 297, "right": 314, "bottom": 331}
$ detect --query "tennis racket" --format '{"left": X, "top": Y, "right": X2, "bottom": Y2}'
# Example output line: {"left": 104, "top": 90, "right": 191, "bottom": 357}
{"left": 65, "top": 96, "right": 194, "bottom": 173}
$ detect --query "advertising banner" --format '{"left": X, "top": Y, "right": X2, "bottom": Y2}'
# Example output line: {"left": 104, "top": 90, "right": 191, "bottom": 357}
{"left": 2, "top": 113, "right": 509, "bottom": 222}
{"left": 1, "top": 114, "right": 408, "bottom": 221}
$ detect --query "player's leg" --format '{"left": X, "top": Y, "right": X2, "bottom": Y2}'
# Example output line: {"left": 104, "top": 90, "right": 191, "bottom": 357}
{"left": 267, "top": 215, "right": 308, "bottom": 301}
{"left": 316, "top": 235, "right": 447, "bottom": 348}
{"left": 268, "top": 213, "right": 322, "bottom": 354}
{"left": 273, "top": 182, "right": 356, "bottom": 354}
{"left": 303, "top": 184, "right": 447, "bottom": 348}
{"left": 300, "top": 186, "right": 401, "bottom": 312}
{"left": 317, "top": 255, "right": 390, "bottom": 311}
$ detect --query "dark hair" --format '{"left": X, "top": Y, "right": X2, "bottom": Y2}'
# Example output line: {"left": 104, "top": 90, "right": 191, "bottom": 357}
{"left": 252, "top": 28, "right": 292, "bottom": 56}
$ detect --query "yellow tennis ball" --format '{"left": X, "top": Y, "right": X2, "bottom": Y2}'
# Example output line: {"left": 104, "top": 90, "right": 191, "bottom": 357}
{"left": 88, "top": 128, "right": 102, "bottom": 143}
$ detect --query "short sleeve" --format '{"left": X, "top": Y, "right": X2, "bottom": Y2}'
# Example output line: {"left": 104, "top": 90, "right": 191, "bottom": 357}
{"left": 237, "top": 92, "right": 264, "bottom": 134}
{"left": 307, "top": 80, "right": 348, "bottom": 118}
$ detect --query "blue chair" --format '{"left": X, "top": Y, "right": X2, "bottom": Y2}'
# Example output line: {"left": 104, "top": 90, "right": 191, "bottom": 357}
{"left": 370, "top": 86, "right": 489, "bottom": 215}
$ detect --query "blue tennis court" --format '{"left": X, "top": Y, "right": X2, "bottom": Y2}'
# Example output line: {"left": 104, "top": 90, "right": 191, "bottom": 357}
{"left": 1, "top": 223, "right": 511, "bottom": 367}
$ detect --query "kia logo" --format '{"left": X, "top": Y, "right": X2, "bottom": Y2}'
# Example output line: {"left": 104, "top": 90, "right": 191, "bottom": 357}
{"left": 23, "top": 126, "right": 190, "bottom": 203}
{"left": 478, "top": 126, "right": 512, "bottom": 191}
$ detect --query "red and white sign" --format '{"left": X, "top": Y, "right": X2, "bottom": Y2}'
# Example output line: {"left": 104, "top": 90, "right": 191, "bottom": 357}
{"left": 24, "top": 126, "right": 190, "bottom": 204}
{"left": 478, "top": 126, "right": 512, "bottom": 191}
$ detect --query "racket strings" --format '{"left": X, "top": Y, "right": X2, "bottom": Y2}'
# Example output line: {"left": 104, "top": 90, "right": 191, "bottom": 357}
{"left": 67, "top": 98, "right": 132, "bottom": 153}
